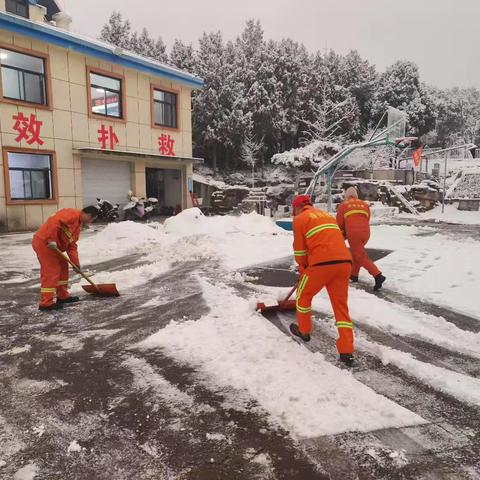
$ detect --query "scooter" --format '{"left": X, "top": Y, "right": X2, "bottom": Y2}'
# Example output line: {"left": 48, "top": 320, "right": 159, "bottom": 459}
{"left": 123, "top": 192, "right": 159, "bottom": 220}
{"left": 95, "top": 197, "right": 120, "bottom": 222}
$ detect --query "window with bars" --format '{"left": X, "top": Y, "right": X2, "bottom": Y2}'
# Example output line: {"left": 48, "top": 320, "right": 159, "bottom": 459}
{"left": 89, "top": 72, "right": 123, "bottom": 118}
{"left": 5, "top": 0, "right": 29, "bottom": 18}
{"left": 153, "top": 89, "right": 177, "bottom": 128}
{"left": 0, "top": 48, "right": 47, "bottom": 105}
{"left": 7, "top": 152, "right": 54, "bottom": 201}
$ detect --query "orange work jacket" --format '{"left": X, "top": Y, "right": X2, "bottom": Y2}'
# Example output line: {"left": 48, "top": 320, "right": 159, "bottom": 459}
{"left": 293, "top": 205, "right": 351, "bottom": 270}
{"left": 336, "top": 199, "right": 371, "bottom": 236}
{"left": 34, "top": 208, "right": 82, "bottom": 266}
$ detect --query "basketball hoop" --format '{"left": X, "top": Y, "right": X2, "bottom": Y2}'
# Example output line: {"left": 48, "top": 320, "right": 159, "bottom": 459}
{"left": 394, "top": 137, "right": 418, "bottom": 148}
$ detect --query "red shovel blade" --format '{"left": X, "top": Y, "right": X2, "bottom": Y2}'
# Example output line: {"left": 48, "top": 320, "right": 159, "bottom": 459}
{"left": 256, "top": 299, "right": 296, "bottom": 313}
{"left": 82, "top": 284, "right": 120, "bottom": 297}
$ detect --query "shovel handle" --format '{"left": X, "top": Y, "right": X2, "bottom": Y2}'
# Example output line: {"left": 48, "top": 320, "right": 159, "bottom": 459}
{"left": 53, "top": 247, "right": 99, "bottom": 291}
{"left": 283, "top": 283, "right": 298, "bottom": 303}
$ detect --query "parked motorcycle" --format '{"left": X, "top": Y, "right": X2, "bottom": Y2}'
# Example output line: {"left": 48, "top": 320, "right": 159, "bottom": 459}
{"left": 95, "top": 197, "right": 120, "bottom": 222}
{"left": 123, "top": 192, "right": 158, "bottom": 221}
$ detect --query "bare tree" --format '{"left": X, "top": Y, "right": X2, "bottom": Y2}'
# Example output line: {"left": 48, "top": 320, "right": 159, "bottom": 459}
{"left": 241, "top": 132, "right": 262, "bottom": 188}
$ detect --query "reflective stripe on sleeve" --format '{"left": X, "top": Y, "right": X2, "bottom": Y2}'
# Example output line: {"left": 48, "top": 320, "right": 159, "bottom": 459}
{"left": 294, "top": 250, "right": 307, "bottom": 257}
{"left": 57, "top": 280, "right": 69, "bottom": 286}
{"left": 41, "top": 287, "right": 56, "bottom": 293}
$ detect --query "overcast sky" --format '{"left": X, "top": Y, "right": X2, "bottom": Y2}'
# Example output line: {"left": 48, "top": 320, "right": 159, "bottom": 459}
{"left": 64, "top": 0, "right": 479, "bottom": 89}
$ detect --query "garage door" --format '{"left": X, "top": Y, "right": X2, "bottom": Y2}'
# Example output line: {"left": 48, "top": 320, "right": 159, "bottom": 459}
{"left": 81, "top": 158, "right": 132, "bottom": 207}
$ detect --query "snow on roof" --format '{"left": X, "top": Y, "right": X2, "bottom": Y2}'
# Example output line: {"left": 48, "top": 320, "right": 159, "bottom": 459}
{"left": 0, "top": 11, "right": 204, "bottom": 89}
{"left": 192, "top": 173, "right": 226, "bottom": 189}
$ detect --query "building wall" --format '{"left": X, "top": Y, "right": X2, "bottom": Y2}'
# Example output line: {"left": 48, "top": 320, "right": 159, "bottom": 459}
{"left": 0, "top": 29, "right": 194, "bottom": 231}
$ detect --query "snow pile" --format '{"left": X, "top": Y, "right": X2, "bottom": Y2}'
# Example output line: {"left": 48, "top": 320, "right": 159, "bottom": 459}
{"left": 74, "top": 210, "right": 292, "bottom": 290}
{"left": 165, "top": 209, "right": 284, "bottom": 236}
{"left": 67, "top": 440, "right": 83, "bottom": 455}
{"left": 14, "top": 464, "right": 38, "bottom": 480}
{"left": 420, "top": 204, "right": 480, "bottom": 225}
{"left": 452, "top": 170, "right": 480, "bottom": 198}
{"left": 138, "top": 278, "right": 425, "bottom": 438}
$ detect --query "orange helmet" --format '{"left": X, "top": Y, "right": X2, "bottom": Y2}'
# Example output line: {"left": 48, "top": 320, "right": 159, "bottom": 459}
{"left": 291, "top": 194, "right": 312, "bottom": 208}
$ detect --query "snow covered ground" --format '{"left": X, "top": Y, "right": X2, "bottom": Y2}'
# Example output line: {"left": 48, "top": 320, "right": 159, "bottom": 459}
{"left": 1, "top": 208, "right": 479, "bottom": 478}
{"left": 368, "top": 223, "right": 480, "bottom": 318}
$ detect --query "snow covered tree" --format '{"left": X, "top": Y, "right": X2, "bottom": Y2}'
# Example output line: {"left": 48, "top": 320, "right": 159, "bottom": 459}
{"left": 301, "top": 55, "right": 361, "bottom": 143}
{"left": 372, "top": 60, "right": 436, "bottom": 136}
{"left": 240, "top": 132, "right": 261, "bottom": 187}
{"left": 170, "top": 39, "right": 195, "bottom": 73}
{"left": 152, "top": 37, "right": 168, "bottom": 64}
{"left": 338, "top": 50, "right": 378, "bottom": 136}
{"left": 99, "top": 11, "right": 132, "bottom": 49}
{"left": 433, "top": 87, "right": 480, "bottom": 147}
{"left": 192, "top": 32, "right": 228, "bottom": 172}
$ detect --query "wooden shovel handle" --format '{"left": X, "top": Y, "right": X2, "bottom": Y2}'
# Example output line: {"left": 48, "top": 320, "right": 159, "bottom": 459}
{"left": 53, "top": 247, "right": 99, "bottom": 290}
{"left": 283, "top": 283, "right": 298, "bottom": 302}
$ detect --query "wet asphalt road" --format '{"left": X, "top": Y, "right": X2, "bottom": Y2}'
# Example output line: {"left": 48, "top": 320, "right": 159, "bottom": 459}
{"left": 0, "top": 234, "right": 479, "bottom": 479}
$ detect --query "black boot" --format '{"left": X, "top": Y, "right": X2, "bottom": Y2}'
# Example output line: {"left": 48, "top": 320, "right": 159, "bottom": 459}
{"left": 39, "top": 303, "right": 63, "bottom": 312}
{"left": 350, "top": 276, "right": 359, "bottom": 283}
{"left": 289, "top": 323, "right": 311, "bottom": 342}
{"left": 339, "top": 353, "right": 354, "bottom": 367}
{"left": 57, "top": 296, "right": 80, "bottom": 305}
{"left": 374, "top": 274, "right": 386, "bottom": 291}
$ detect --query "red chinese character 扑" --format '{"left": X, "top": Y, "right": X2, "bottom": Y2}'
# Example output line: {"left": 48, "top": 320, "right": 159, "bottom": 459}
{"left": 98, "top": 125, "right": 119, "bottom": 150}
{"left": 158, "top": 134, "right": 175, "bottom": 156}
{"left": 12, "top": 113, "right": 44, "bottom": 145}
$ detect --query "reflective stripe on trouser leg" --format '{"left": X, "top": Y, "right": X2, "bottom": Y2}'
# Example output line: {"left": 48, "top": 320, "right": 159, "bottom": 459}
{"left": 324, "top": 263, "right": 354, "bottom": 354}
{"left": 56, "top": 257, "right": 70, "bottom": 300}
{"left": 32, "top": 236, "right": 62, "bottom": 308}
{"left": 296, "top": 274, "right": 312, "bottom": 334}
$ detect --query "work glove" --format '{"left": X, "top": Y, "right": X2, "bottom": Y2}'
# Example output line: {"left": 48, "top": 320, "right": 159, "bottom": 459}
{"left": 47, "top": 242, "right": 58, "bottom": 250}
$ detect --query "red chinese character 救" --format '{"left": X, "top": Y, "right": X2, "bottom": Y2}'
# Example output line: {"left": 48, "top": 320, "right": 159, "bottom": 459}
{"left": 12, "top": 113, "right": 44, "bottom": 145}
{"left": 98, "top": 125, "right": 119, "bottom": 150}
{"left": 158, "top": 134, "right": 175, "bottom": 156}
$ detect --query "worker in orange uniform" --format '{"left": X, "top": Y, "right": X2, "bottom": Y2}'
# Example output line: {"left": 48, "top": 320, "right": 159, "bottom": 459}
{"left": 32, "top": 206, "right": 99, "bottom": 311}
{"left": 290, "top": 194, "right": 355, "bottom": 366}
{"left": 336, "top": 187, "right": 386, "bottom": 291}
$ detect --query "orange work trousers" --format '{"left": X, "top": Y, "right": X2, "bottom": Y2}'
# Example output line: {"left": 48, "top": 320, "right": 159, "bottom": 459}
{"left": 347, "top": 230, "right": 381, "bottom": 278}
{"left": 32, "top": 236, "right": 70, "bottom": 307}
{"left": 296, "top": 262, "right": 354, "bottom": 354}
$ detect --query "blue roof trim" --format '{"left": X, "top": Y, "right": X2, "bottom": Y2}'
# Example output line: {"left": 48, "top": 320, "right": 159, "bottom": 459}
{"left": 0, "top": 12, "right": 204, "bottom": 89}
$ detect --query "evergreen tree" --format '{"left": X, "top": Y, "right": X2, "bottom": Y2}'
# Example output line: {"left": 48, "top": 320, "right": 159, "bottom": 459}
{"left": 170, "top": 39, "right": 196, "bottom": 73}
{"left": 99, "top": 11, "right": 132, "bottom": 49}
{"left": 153, "top": 38, "right": 168, "bottom": 64}
{"left": 372, "top": 60, "right": 436, "bottom": 136}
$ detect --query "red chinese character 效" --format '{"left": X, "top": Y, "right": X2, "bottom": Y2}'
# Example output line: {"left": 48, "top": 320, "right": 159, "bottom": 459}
{"left": 12, "top": 113, "right": 44, "bottom": 145}
{"left": 98, "top": 125, "right": 119, "bottom": 150}
{"left": 158, "top": 134, "right": 175, "bottom": 156}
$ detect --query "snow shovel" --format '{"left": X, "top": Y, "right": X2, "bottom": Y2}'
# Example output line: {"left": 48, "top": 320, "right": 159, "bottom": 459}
{"left": 256, "top": 284, "right": 297, "bottom": 313}
{"left": 53, "top": 248, "right": 120, "bottom": 297}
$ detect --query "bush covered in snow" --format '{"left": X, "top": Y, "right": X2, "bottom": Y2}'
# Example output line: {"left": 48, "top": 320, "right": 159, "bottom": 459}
{"left": 271, "top": 140, "right": 341, "bottom": 170}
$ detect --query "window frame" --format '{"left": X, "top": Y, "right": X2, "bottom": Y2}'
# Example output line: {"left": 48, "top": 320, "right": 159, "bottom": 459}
{"left": 150, "top": 84, "right": 180, "bottom": 131}
{"left": 5, "top": 0, "right": 29, "bottom": 19}
{"left": 2, "top": 147, "right": 58, "bottom": 206}
{"left": 0, "top": 43, "right": 52, "bottom": 111}
{"left": 87, "top": 67, "right": 126, "bottom": 123}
